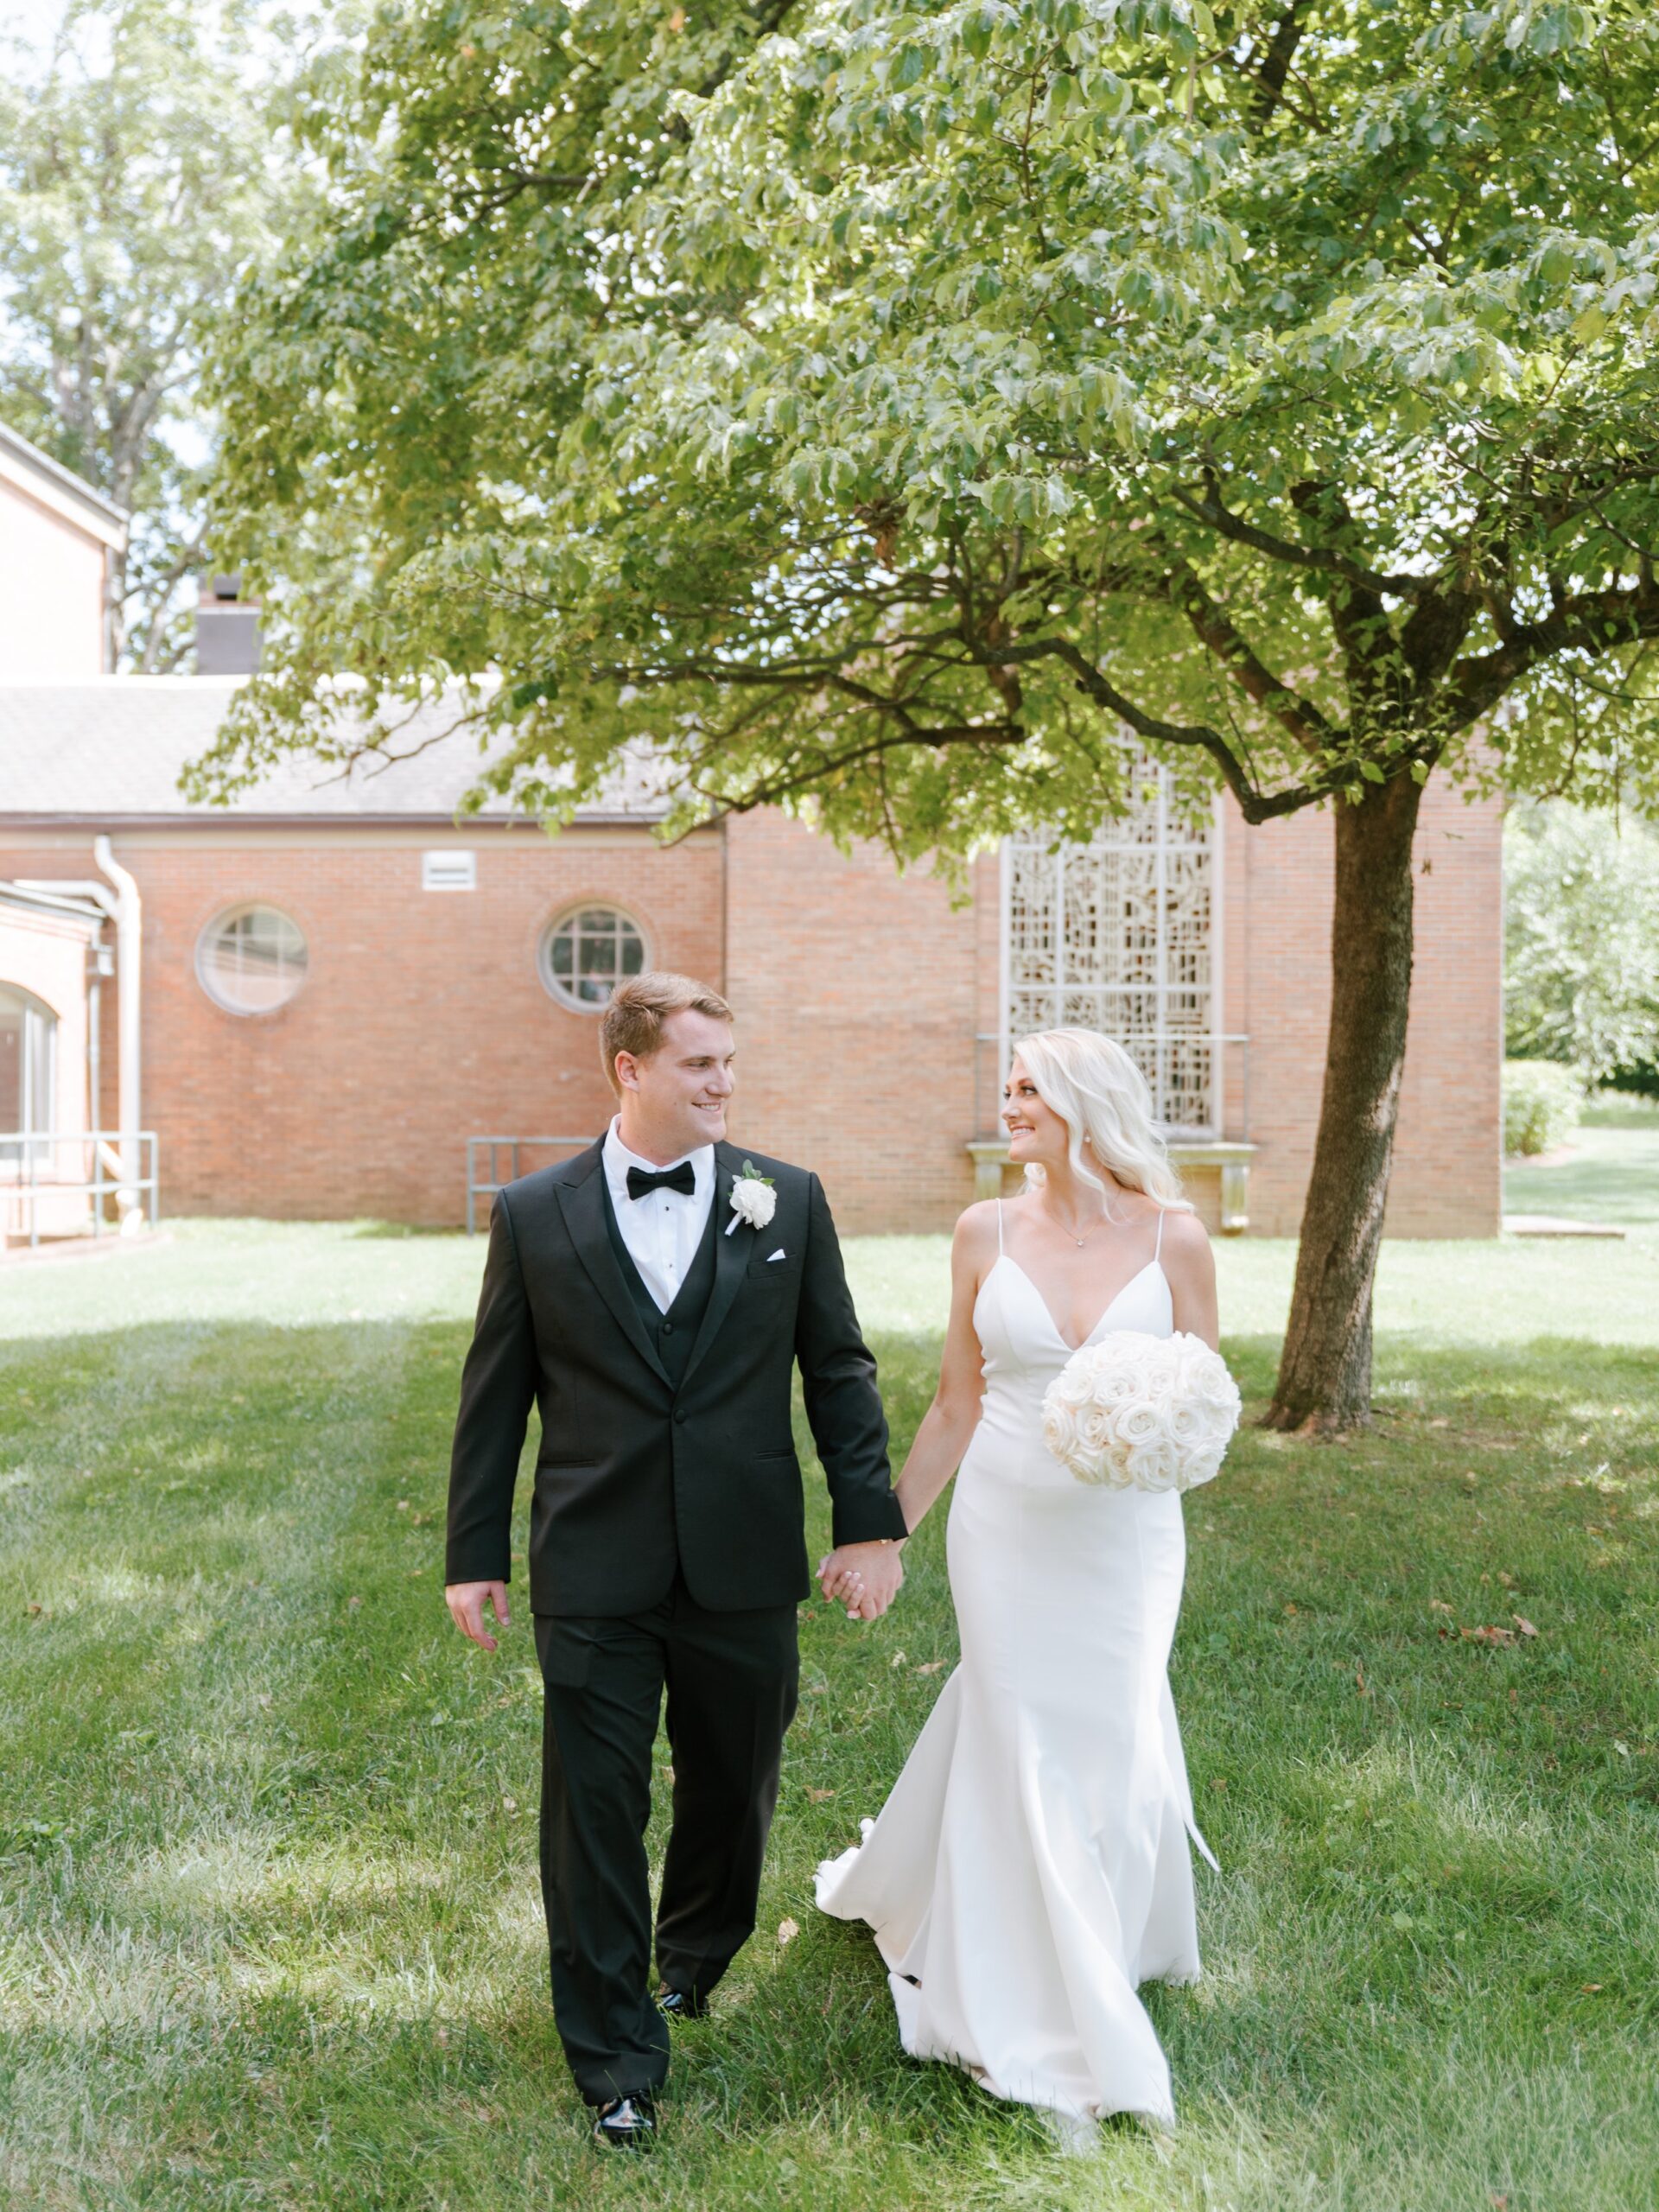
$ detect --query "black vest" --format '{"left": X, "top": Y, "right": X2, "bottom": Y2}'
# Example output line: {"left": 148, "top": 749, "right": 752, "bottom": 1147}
{"left": 601, "top": 1171, "right": 721, "bottom": 1392}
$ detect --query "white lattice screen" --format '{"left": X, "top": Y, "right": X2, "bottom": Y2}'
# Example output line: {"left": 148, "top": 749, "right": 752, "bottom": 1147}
{"left": 1002, "top": 753, "right": 1220, "bottom": 1137}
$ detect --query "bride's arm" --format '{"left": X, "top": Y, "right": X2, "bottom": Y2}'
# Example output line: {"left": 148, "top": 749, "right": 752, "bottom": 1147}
{"left": 816, "top": 1205, "right": 992, "bottom": 1608}
{"left": 1160, "top": 1208, "right": 1220, "bottom": 1350}
{"left": 892, "top": 1205, "right": 996, "bottom": 1535}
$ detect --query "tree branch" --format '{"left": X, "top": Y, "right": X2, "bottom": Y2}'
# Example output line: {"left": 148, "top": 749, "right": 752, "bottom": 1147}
{"left": 1444, "top": 577, "right": 1659, "bottom": 728}
{"left": 1250, "top": 0, "right": 1309, "bottom": 128}
{"left": 949, "top": 634, "right": 1341, "bottom": 822}
{"left": 1168, "top": 475, "right": 1430, "bottom": 597}
{"left": 1164, "top": 557, "right": 1339, "bottom": 753}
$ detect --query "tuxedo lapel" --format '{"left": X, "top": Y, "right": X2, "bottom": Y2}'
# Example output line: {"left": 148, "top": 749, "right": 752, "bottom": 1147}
{"left": 681, "top": 1147, "right": 749, "bottom": 1388}
{"left": 553, "top": 1143, "right": 672, "bottom": 1389}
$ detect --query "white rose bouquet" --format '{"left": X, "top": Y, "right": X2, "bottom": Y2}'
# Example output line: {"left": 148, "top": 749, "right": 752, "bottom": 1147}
{"left": 1041, "top": 1330, "right": 1241, "bottom": 1493}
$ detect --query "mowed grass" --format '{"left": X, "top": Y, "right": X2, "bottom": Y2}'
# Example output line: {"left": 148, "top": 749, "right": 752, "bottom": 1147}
{"left": 2, "top": 1173, "right": 1658, "bottom": 2212}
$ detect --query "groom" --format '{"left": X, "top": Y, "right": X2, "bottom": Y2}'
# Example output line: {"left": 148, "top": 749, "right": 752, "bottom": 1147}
{"left": 444, "top": 972, "right": 907, "bottom": 2147}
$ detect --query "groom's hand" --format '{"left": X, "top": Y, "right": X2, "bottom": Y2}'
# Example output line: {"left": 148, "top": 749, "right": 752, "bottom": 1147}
{"left": 816, "top": 1541, "right": 905, "bottom": 1621}
{"left": 445, "top": 1580, "right": 511, "bottom": 1653}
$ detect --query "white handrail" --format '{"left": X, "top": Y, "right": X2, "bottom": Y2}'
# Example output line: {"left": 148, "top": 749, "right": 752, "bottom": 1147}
{"left": 0, "top": 1129, "right": 158, "bottom": 1249}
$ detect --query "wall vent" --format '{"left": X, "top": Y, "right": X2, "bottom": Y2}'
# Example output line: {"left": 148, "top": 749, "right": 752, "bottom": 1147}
{"left": 422, "top": 851, "right": 477, "bottom": 893}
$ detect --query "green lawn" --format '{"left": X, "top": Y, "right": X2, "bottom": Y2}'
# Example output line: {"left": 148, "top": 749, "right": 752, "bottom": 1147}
{"left": 1505, "top": 1094, "right": 1659, "bottom": 1231}
{"left": 3, "top": 1166, "right": 1658, "bottom": 2210}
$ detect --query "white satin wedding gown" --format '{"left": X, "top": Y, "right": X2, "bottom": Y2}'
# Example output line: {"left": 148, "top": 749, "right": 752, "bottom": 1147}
{"left": 815, "top": 1202, "right": 1212, "bottom": 2128}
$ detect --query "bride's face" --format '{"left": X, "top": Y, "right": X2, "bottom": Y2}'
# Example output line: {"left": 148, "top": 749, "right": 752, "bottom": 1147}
{"left": 1002, "top": 1059, "right": 1069, "bottom": 1167}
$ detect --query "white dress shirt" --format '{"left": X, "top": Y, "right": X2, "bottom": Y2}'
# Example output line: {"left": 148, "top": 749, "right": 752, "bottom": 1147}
{"left": 601, "top": 1118, "right": 717, "bottom": 1313}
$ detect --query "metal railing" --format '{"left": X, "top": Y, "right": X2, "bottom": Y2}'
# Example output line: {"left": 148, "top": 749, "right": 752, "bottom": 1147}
{"left": 0, "top": 1130, "right": 159, "bottom": 1249}
{"left": 467, "top": 1135, "right": 594, "bottom": 1234}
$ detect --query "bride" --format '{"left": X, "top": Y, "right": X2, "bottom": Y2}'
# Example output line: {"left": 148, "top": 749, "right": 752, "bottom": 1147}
{"left": 815, "top": 1027, "right": 1219, "bottom": 2133}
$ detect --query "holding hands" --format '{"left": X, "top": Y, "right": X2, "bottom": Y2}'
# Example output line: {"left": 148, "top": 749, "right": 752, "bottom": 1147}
{"left": 817, "top": 1538, "right": 906, "bottom": 1621}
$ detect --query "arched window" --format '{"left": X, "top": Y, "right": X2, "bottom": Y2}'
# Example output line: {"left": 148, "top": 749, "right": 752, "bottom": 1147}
{"left": 197, "top": 905, "right": 308, "bottom": 1015}
{"left": 539, "top": 904, "right": 647, "bottom": 1010}
{"left": 0, "top": 986, "right": 57, "bottom": 1166}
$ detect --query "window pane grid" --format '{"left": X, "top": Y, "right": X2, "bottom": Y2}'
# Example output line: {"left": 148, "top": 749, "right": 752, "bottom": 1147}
{"left": 541, "top": 907, "right": 646, "bottom": 1009}
{"left": 1006, "top": 750, "right": 1217, "bottom": 1135}
{"left": 198, "top": 906, "right": 308, "bottom": 1015}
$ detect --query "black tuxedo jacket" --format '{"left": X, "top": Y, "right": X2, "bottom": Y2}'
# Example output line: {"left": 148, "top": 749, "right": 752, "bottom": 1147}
{"left": 445, "top": 1137, "right": 907, "bottom": 1615}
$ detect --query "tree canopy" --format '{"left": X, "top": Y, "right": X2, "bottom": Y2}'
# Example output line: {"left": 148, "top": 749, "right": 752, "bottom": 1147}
{"left": 200, "top": 0, "right": 1659, "bottom": 1427}
{"left": 0, "top": 0, "right": 314, "bottom": 667}
{"left": 202, "top": 0, "right": 1659, "bottom": 849}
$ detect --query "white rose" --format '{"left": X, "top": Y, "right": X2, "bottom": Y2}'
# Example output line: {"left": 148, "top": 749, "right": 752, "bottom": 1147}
{"left": 1126, "top": 1441, "right": 1179, "bottom": 1491}
{"left": 1081, "top": 1406, "right": 1116, "bottom": 1452}
{"left": 1117, "top": 1401, "right": 1164, "bottom": 1445}
{"left": 728, "top": 1176, "right": 777, "bottom": 1230}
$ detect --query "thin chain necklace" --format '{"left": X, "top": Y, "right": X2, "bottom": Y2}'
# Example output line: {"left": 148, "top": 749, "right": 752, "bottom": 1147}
{"left": 1044, "top": 1200, "right": 1115, "bottom": 1249}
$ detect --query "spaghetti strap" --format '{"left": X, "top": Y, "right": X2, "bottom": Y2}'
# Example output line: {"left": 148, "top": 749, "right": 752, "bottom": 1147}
{"left": 996, "top": 1198, "right": 1004, "bottom": 1255}
{"left": 1154, "top": 1205, "right": 1165, "bottom": 1263}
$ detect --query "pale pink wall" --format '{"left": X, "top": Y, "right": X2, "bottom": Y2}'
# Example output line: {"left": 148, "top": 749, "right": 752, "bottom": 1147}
{"left": 0, "top": 479, "right": 109, "bottom": 679}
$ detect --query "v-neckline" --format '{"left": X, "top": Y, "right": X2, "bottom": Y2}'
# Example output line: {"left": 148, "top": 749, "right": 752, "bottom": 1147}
{"left": 994, "top": 1252, "right": 1162, "bottom": 1353}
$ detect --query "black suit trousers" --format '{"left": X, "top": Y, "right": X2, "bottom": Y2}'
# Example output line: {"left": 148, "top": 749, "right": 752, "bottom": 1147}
{"left": 535, "top": 1579, "right": 800, "bottom": 2105}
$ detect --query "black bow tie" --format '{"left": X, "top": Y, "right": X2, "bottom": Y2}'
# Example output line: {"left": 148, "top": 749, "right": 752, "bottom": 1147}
{"left": 626, "top": 1161, "right": 696, "bottom": 1202}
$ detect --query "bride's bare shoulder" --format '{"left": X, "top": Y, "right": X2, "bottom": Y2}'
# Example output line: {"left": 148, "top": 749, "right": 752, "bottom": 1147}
{"left": 1157, "top": 1204, "right": 1216, "bottom": 1274}
{"left": 954, "top": 1198, "right": 1004, "bottom": 1256}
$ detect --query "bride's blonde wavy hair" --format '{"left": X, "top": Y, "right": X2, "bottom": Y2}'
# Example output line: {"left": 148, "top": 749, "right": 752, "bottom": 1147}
{"left": 1011, "top": 1028, "right": 1191, "bottom": 1215}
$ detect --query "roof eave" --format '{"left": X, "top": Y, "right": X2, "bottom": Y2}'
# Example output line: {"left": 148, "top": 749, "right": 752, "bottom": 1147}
{"left": 0, "top": 423, "right": 130, "bottom": 550}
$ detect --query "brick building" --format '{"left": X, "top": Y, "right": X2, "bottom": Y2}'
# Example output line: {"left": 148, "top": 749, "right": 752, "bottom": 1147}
{"left": 0, "top": 442, "right": 1503, "bottom": 1244}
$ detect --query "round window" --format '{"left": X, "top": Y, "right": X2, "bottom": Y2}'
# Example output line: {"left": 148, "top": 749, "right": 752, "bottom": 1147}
{"left": 197, "top": 904, "right": 308, "bottom": 1015}
{"left": 540, "top": 905, "right": 647, "bottom": 1009}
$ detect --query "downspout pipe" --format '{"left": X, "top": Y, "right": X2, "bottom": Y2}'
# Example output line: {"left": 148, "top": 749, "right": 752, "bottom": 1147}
{"left": 92, "top": 836, "right": 143, "bottom": 1223}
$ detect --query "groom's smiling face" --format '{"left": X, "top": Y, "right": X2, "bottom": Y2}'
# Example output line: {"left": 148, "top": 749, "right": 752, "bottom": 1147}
{"left": 614, "top": 1007, "right": 736, "bottom": 1160}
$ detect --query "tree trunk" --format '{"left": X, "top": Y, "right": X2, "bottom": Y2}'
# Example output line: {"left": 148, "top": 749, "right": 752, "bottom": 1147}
{"left": 1264, "top": 770, "right": 1425, "bottom": 1433}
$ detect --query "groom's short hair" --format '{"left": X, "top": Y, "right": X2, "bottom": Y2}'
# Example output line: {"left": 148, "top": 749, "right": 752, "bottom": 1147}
{"left": 601, "top": 971, "right": 734, "bottom": 1094}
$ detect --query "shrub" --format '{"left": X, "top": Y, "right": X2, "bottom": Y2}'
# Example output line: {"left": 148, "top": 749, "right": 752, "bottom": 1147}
{"left": 1503, "top": 1061, "right": 1581, "bottom": 1157}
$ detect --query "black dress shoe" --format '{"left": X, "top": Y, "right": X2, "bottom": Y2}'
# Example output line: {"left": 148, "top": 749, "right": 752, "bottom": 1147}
{"left": 593, "top": 2095, "right": 656, "bottom": 2150}
{"left": 656, "top": 1985, "right": 709, "bottom": 2022}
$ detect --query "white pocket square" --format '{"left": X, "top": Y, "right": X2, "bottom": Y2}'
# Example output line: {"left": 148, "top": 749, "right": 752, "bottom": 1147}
{"left": 767, "top": 1248, "right": 786, "bottom": 1262}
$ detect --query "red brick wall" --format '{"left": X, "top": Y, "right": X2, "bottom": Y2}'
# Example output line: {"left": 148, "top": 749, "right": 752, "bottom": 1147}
{"left": 1, "top": 772, "right": 1503, "bottom": 1239}
{"left": 1222, "top": 778, "right": 1503, "bottom": 1237}
{"left": 722, "top": 810, "right": 985, "bottom": 1230}
{"left": 0, "top": 827, "right": 721, "bottom": 1224}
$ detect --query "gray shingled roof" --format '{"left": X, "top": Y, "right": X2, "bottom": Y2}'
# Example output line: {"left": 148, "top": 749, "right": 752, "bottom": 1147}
{"left": 0, "top": 679, "right": 674, "bottom": 823}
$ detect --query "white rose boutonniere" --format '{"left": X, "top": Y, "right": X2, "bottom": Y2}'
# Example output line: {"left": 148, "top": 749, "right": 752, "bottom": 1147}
{"left": 725, "top": 1160, "right": 778, "bottom": 1236}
